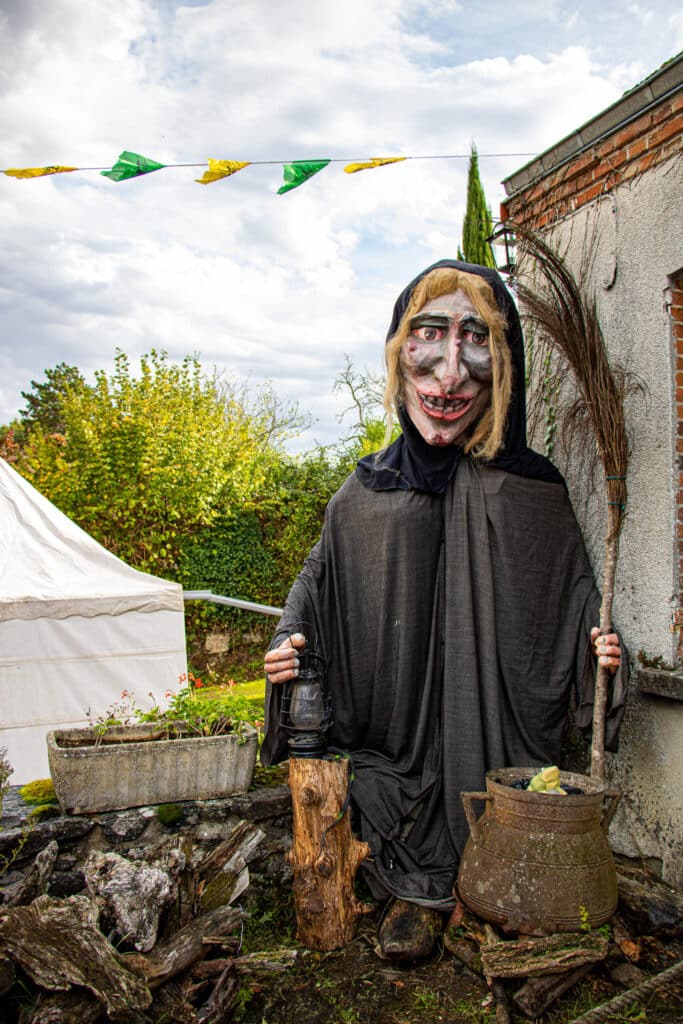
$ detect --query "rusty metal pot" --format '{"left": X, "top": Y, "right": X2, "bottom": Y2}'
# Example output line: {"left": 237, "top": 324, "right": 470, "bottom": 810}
{"left": 457, "top": 768, "right": 620, "bottom": 933}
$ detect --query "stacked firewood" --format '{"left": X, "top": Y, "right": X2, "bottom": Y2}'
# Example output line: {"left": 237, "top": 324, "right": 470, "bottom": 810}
{"left": 0, "top": 820, "right": 297, "bottom": 1023}
{"left": 445, "top": 869, "right": 683, "bottom": 1023}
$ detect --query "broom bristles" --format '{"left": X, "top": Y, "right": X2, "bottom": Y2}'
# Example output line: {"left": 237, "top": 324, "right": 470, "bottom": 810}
{"left": 514, "top": 226, "right": 630, "bottom": 541}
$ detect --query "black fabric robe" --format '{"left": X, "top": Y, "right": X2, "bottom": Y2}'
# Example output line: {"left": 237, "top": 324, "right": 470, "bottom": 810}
{"left": 261, "top": 260, "right": 628, "bottom": 907}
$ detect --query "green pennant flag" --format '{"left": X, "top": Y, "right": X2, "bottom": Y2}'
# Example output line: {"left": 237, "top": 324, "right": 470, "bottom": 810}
{"left": 277, "top": 160, "right": 330, "bottom": 195}
{"left": 101, "top": 150, "right": 166, "bottom": 182}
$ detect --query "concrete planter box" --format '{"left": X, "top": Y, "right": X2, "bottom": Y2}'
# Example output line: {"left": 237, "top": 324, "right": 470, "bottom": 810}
{"left": 47, "top": 722, "right": 258, "bottom": 814}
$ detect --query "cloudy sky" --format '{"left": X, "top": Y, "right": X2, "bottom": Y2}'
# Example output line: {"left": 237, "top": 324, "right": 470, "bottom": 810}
{"left": 1, "top": 1, "right": 680, "bottom": 451}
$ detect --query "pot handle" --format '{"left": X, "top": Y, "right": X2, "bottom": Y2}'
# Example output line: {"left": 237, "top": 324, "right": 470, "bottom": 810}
{"left": 601, "top": 790, "right": 621, "bottom": 832}
{"left": 460, "top": 791, "right": 491, "bottom": 843}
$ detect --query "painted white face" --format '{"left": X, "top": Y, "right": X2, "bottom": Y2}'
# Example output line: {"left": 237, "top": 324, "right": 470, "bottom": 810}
{"left": 399, "top": 289, "right": 493, "bottom": 447}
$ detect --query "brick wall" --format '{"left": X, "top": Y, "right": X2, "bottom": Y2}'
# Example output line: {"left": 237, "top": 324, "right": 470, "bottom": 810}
{"left": 504, "top": 90, "right": 682, "bottom": 230}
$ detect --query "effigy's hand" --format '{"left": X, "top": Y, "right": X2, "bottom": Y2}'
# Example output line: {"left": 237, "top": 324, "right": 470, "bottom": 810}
{"left": 264, "top": 632, "right": 306, "bottom": 685}
{"left": 591, "top": 628, "right": 621, "bottom": 673}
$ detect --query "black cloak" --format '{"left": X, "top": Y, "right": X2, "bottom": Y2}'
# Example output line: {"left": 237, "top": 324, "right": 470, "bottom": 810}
{"left": 262, "top": 259, "right": 628, "bottom": 907}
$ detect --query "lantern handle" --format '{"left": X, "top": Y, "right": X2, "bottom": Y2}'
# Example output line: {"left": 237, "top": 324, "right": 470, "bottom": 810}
{"left": 288, "top": 620, "right": 326, "bottom": 671}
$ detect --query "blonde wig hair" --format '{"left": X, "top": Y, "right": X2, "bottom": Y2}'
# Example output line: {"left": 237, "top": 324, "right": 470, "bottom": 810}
{"left": 384, "top": 268, "right": 512, "bottom": 460}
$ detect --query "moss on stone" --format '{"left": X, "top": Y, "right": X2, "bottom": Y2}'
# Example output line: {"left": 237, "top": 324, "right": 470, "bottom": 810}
{"left": 157, "top": 803, "right": 184, "bottom": 826}
{"left": 28, "top": 803, "right": 60, "bottom": 820}
{"left": 20, "top": 778, "right": 57, "bottom": 805}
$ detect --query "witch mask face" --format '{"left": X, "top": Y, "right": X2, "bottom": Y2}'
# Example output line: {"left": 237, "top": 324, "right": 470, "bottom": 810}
{"left": 399, "top": 289, "right": 493, "bottom": 447}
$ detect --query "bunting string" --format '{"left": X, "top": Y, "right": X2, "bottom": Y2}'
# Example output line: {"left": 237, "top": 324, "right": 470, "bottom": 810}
{"left": 2, "top": 149, "right": 537, "bottom": 194}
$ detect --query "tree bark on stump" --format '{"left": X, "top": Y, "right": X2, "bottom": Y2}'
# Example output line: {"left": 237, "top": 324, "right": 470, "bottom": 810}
{"left": 483, "top": 924, "right": 512, "bottom": 1024}
{"left": 480, "top": 931, "right": 608, "bottom": 978}
{"left": 22, "top": 988, "right": 103, "bottom": 1024}
{"left": 0, "top": 894, "right": 152, "bottom": 1017}
{"left": 0, "top": 955, "right": 16, "bottom": 997}
{"left": 617, "top": 871, "right": 683, "bottom": 936}
{"left": 287, "top": 757, "right": 370, "bottom": 950}
{"left": 7, "top": 841, "right": 58, "bottom": 908}
{"left": 129, "top": 904, "right": 244, "bottom": 988}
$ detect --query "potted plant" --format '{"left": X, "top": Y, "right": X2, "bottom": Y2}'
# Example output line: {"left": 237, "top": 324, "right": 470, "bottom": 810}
{"left": 48, "top": 675, "right": 262, "bottom": 814}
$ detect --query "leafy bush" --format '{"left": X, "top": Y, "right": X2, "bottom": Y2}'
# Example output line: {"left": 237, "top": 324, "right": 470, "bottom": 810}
{"left": 259, "top": 448, "right": 349, "bottom": 596}
{"left": 15, "top": 350, "right": 306, "bottom": 576}
{"left": 178, "top": 509, "right": 280, "bottom": 604}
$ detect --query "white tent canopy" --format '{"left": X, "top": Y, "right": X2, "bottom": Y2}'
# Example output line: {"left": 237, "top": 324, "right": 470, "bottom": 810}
{"left": 0, "top": 458, "right": 188, "bottom": 784}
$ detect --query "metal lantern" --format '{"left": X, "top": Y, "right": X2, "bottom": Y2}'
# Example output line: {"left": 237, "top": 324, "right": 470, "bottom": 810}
{"left": 487, "top": 221, "right": 517, "bottom": 276}
{"left": 280, "top": 644, "right": 332, "bottom": 759}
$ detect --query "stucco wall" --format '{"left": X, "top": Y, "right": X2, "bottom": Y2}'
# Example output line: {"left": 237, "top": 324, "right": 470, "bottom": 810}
{"left": 522, "top": 154, "right": 683, "bottom": 888}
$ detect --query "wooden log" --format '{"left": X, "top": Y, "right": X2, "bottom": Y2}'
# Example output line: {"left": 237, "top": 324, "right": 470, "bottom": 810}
{"left": 7, "top": 840, "right": 58, "bottom": 908}
{"left": 611, "top": 913, "right": 640, "bottom": 961}
{"left": 0, "top": 954, "right": 16, "bottom": 996}
{"left": 196, "top": 819, "right": 265, "bottom": 914}
{"left": 0, "top": 894, "right": 152, "bottom": 1017}
{"left": 443, "top": 932, "right": 482, "bottom": 972}
{"left": 513, "top": 964, "right": 593, "bottom": 1017}
{"left": 287, "top": 757, "right": 370, "bottom": 951}
{"left": 158, "top": 833, "right": 195, "bottom": 936}
{"left": 480, "top": 931, "right": 608, "bottom": 978}
{"left": 196, "top": 936, "right": 240, "bottom": 949}
{"left": 567, "top": 957, "right": 683, "bottom": 1024}
{"left": 191, "top": 948, "right": 298, "bottom": 981}
{"left": 483, "top": 924, "right": 512, "bottom": 1024}
{"left": 151, "top": 819, "right": 264, "bottom": 937}
{"left": 129, "top": 903, "right": 243, "bottom": 988}
{"left": 609, "top": 961, "right": 645, "bottom": 987}
{"left": 191, "top": 958, "right": 235, "bottom": 979}
{"left": 22, "top": 989, "right": 103, "bottom": 1024}
{"left": 233, "top": 949, "right": 299, "bottom": 975}
{"left": 196, "top": 962, "right": 241, "bottom": 1024}
{"left": 84, "top": 849, "right": 175, "bottom": 952}
{"left": 617, "top": 871, "right": 683, "bottom": 936}
{"left": 147, "top": 978, "right": 197, "bottom": 1024}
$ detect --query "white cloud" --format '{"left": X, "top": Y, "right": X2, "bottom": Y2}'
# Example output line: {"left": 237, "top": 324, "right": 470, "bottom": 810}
{"left": 0, "top": 0, "right": 679, "bottom": 448}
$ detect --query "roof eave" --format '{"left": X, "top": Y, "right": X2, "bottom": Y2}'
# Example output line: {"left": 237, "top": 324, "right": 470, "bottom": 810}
{"left": 502, "top": 52, "right": 683, "bottom": 200}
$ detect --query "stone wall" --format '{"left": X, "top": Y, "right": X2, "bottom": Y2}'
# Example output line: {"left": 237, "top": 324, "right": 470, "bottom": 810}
{"left": 0, "top": 783, "right": 293, "bottom": 904}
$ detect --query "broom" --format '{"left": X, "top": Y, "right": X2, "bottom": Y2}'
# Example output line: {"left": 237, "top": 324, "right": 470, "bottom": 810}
{"left": 512, "top": 226, "right": 632, "bottom": 781}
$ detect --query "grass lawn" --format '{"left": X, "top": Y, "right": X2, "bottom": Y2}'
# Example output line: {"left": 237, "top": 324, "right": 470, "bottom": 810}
{"left": 201, "top": 678, "right": 265, "bottom": 714}
{"left": 232, "top": 678, "right": 266, "bottom": 701}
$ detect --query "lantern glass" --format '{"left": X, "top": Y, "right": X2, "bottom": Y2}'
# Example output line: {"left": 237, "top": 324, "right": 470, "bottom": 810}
{"left": 487, "top": 222, "right": 516, "bottom": 275}
{"left": 279, "top": 645, "right": 332, "bottom": 758}
{"left": 288, "top": 680, "right": 324, "bottom": 730}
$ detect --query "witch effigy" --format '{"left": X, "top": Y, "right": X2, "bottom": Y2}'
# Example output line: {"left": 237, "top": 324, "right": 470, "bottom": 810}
{"left": 262, "top": 259, "right": 628, "bottom": 957}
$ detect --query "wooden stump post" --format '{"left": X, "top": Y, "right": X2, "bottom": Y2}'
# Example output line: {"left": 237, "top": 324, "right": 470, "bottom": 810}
{"left": 287, "top": 757, "right": 370, "bottom": 950}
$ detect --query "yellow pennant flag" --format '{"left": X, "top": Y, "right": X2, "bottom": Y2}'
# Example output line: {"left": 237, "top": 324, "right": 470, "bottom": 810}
{"left": 195, "top": 159, "right": 251, "bottom": 184}
{"left": 4, "top": 165, "right": 78, "bottom": 179}
{"left": 343, "top": 157, "right": 406, "bottom": 174}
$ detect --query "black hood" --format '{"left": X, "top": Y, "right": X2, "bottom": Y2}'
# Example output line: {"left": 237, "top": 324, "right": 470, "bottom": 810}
{"left": 357, "top": 258, "right": 564, "bottom": 492}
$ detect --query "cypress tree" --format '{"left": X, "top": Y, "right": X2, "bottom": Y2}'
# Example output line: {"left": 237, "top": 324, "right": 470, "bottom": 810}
{"left": 459, "top": 143, "right": 496, "bottom": 268}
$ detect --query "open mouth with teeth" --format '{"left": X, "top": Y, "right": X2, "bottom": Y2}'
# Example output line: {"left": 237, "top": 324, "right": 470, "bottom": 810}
{"left": 418, "top": 392, "right": 474, "bottom": 420}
